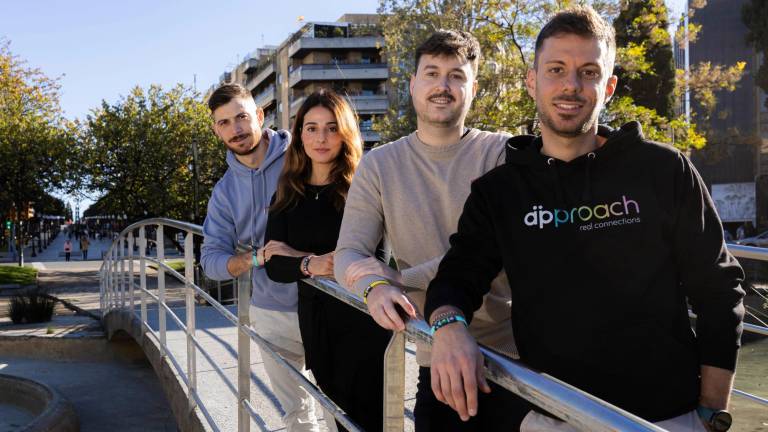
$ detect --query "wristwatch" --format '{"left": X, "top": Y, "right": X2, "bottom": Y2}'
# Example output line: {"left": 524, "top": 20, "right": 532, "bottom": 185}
{"left": 696, "top": 406, "right": 732, "bottom": 432}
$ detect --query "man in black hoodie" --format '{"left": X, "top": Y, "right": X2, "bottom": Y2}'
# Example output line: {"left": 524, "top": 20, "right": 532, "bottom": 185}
{"left": 424, "top": 6, "right": 745, "bottom": 432}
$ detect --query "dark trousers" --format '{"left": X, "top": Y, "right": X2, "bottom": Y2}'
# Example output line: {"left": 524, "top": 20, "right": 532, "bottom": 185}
{"left": 82, "top": 250, "right": 88, "bottom": 260}
{"left": 414, "top": 366, "right": 530, "bottom": 432}
{"left": 65, "top": 252, "right": 71, "bottom": 261}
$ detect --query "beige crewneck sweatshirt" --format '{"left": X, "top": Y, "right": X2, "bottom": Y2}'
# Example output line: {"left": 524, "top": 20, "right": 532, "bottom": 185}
{"left": 334, "top": 128, "right": 517, "bottom": 366}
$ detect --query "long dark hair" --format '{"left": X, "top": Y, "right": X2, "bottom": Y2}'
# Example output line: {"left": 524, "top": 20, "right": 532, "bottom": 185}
{"left": 272, "top": 89, "right": 363, "bottom": 213}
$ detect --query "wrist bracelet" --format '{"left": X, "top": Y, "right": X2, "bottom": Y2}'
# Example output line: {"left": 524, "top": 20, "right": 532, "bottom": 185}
{"left": 430, "top": 310, "right": 461, "bottom": 326}
{"left": 252, "top": 250, "right": 260, "bottom": 268}
{"left": 301, "top": 255, "right": 315, "bottom": 276}
{"left": 430, "top": 314, "right": 467, "bottom": 336}
{"left": 363, "top": 280, "right": 390, "bottom": 304}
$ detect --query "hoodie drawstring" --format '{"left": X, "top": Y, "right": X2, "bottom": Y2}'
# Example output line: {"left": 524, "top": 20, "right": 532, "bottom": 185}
{"left": 583, "top": 152, "right": 596, "bottom": 202}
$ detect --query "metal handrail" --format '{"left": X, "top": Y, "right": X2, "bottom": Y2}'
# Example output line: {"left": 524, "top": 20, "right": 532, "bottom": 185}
{"left": 99, "top": 218, "right": 768, "bottom": 431}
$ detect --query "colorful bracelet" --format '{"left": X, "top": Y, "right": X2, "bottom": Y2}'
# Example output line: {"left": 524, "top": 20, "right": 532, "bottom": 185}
{"left": 363, "top": 280, "right": 390, "bottom": 304}
{"left": 301, "top": 255, "right": 315, "bottom": 276}
{"left": 430, "top": 314, "right": 468, "bottom": 336}
{"left": 252, "top": 250, "right": 261, "bottom": 268}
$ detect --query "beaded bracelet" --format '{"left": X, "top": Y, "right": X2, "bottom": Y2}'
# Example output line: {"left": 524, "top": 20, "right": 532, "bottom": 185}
{"left": 301, "top": 255, "right": 315, "bottom": 276}
{"left": 430, "top": 314, "right": 468, "bottom": 336}
{"left": 363, "top": 280, "right": 390, "bottom": 304}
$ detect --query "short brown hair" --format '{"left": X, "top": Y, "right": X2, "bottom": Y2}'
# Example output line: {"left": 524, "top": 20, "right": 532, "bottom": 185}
{"left": 208, "top": 83, "right": 252, "bottom": 113}
{"left": 415, "top": 29, "right": 481, "bottom": 74}
{"left": 534, "top": 6, "right": 616, "bottom": 71}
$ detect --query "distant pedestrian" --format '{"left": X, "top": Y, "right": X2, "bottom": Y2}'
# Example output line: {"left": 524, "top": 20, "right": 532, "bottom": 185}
{"left": 63, "top": 239, "right": 72, "bottom": 262}
{"left": 80, "top": 236, "right": 90, "bottom": 260}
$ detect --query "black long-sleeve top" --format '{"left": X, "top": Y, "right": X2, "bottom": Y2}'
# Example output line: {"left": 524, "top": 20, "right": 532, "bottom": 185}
{"left": 425, "top": 122, "right": 745, "bottom": 422}
{"left": 264, "top": 184, "right": 342, "bottom": 283}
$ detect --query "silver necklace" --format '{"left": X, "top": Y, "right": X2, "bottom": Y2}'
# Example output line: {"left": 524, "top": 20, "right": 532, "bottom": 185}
{"left": 309, "top": 183, "right": 333, "bottom": 200}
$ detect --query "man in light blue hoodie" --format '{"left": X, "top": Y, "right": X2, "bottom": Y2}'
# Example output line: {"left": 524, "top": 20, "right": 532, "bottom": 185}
{"left": 201, "top": 84, "right": 319, "bottom": 432}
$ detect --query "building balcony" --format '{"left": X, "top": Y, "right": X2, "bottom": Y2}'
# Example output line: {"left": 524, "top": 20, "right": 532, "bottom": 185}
{"left": 264, "top": 113, "right": 276, "bottom": 129}
{"left": 361, "top": 130, "right": 381, "bottom": 143}
{"left": 290, "top": 95, "right": 308, "bottom": 117}
{"left": 289, "top": 63, "right": 387, "bottom": 87}
{"left": 245, "top": 63, "right": 275, "bottom": 91}
{"left": 290, "top": 93, "right": 388, "bottom": 117}
{"left": 288, "top": 36, "right": 384, "bottom": 58}
{"left": 348, "top": 95, "right": 388, "bottom": 114}
{"left": 253, "top": 85, "right": 277, "bottom": 109}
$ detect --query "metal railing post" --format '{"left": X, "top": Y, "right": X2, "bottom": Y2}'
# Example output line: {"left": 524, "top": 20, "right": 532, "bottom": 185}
{"left": 237, "top": 269, "right": 252, "bottom": 432}
{"left": 110, "top": 246, "right": 117, "bottom": 308}
{"left": 185, "top": 231, "right": 197, "bottom": 412}
{"left": 157, "top": 225, "right": 166, "bottom": 355}
{"left": 383, "top": 332, "right": 406, "bottom": 431}
{"left": 128, "top": 233, "right": 135, "bottom": 311}
{"left": 139, "top": 227, "right": 148, "bottom": 325}
{"left": 119, "top": 236, "right": 126, "bottom": 307}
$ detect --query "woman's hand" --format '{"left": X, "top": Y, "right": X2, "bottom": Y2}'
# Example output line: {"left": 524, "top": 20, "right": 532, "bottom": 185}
{"left": 262, "top": 240, "right": 307, "bottom": 261}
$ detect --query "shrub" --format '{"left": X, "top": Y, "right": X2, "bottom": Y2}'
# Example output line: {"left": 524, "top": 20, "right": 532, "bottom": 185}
{"left": 7, "top": 289, "right": 55, "bottom": 324}
{"left": 9, "top": 295, "right": 27, "bottom": 324}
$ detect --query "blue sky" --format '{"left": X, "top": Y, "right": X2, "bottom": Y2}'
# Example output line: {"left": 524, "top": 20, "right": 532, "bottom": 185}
{"left": 0, "top": 0, "right": 381, "bottom": 121}
{"left": 1, "top": 0, "right": 685, "bottom": 215}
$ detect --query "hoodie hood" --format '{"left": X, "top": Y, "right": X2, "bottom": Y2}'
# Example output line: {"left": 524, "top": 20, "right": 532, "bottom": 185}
{"left": 225, "top": 128, "right": 290, "bottom": 175}
{"left": 504, "top": 122, "right": 645, "bottom": 205}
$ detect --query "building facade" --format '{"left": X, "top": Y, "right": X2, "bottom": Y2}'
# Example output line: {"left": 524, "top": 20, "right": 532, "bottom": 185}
{"left": 207, "top": 14, "right": 386, "bottom": 148}
{"left": 685, "top": 0, "right": 768, "bottom": 231}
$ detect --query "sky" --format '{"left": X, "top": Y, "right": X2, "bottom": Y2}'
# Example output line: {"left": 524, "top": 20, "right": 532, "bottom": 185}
{"left": 1, "top": 0, "right": 686, "bottom": 215}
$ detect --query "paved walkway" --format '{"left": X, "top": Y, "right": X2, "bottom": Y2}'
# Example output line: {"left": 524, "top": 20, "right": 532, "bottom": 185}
{"left": 137, "top": 302, "right": 418, "bottom": 432}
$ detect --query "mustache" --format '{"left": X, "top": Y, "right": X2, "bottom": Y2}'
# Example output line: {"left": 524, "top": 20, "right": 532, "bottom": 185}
{"left": 553, "top": 95, "right": 586, "bottom": 104}
{"left": 228, "top": 133, "right": 250, "bottom": 144}
{"left": 428, "top": 92, "right": 455, "bottom": 102}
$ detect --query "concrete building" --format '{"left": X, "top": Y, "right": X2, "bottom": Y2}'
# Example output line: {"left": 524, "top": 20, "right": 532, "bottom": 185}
{"left": 207, "top": 14, "right": 386, "bottom": 148}
{"left": 683, "top": 0, "right": 768, "bottom": 231}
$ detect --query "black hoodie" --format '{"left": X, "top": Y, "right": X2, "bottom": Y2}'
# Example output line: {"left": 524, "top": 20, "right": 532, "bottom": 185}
{"left": 424, "top": 122, "right": 745, "bottom": 421}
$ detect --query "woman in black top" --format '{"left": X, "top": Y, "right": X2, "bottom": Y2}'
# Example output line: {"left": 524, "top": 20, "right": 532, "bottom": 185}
{"left": 262, "top": 89, "right": 391, "bottom": 432}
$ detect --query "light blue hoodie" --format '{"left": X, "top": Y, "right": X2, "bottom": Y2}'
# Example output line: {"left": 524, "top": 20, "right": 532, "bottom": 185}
{"left": 201, "top": 128, "right": 297, "bottom": 311}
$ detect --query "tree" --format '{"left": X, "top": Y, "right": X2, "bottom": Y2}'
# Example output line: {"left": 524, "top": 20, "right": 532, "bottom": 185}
{"left": 374, "top": 0, "right": 712, "bottom": 150}
{"left": 375, "top": 0, "right": 623, "bottom": 143}
{"left": 742, "top": 0, "right": 768, "bottom": 108}
{"left": 613, "top": 0, "right": 675, "bottom": 118}
{"left": 81, "top": 84, "right": 225, "bottom": 224}
{"left": 0, "top": 40, "right": 78, "bottom": 264}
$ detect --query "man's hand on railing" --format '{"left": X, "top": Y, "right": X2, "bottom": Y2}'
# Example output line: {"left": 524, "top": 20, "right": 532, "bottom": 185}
{"left": 430, "top": 307, "right": 491, "bottom": 422}
{"left": 344, "top": 257, "right": 403, "bottom": 288}
{"left": 227, "top": 251, "right": 254, "bottom": 278}
{"left": 307, "top": 253, "right": 335, "bottom": 277}
{"left": 365, "top": 284, "right": 417, "bottom": 331}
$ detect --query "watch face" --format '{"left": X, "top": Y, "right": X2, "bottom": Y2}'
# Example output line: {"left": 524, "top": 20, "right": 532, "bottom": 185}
{"left": 711, "top": 411, "right": 733, "bottom": 432}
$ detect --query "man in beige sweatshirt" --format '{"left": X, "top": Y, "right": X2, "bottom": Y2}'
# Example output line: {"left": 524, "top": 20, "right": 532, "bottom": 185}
{"left": 334, "top": 30, "right": 527, "bottom": 431}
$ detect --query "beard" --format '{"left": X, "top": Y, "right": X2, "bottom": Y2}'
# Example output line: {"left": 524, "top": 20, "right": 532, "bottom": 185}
{"left": 537, "top": 95, "right": 598, "bottom": 138}
{"left": 226, "top": 133, "right": 258, "bottom": 155}
{"left": 416, "top": 91, "right": 463, "bottom": 127}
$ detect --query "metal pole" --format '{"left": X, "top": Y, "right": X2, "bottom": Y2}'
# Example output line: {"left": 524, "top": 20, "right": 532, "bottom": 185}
{"left": 139, "top": 227, "right": 148, "bottom": 326}
{"left": 157, "top": 225, "right": 167, "bottom": 356}
{"left": 237, "top": 269, "right": 252, "bottom": 432}
{"left": 185, "top": 231, "right": 198, "bottom": 412}
{"left": 383, "top": 332, "right": 406, "bottom": 432}
{"left": 119, "top": 236, "right": 126, "bottom": 307}
{"left": 128, "top": 233, "right": 135, "bottom": 312}
{"left": 192, "top": 140, "right": 200, "bottom": 225}
{"left": 684, "top": 0, "right": 691, "bottom": 125}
